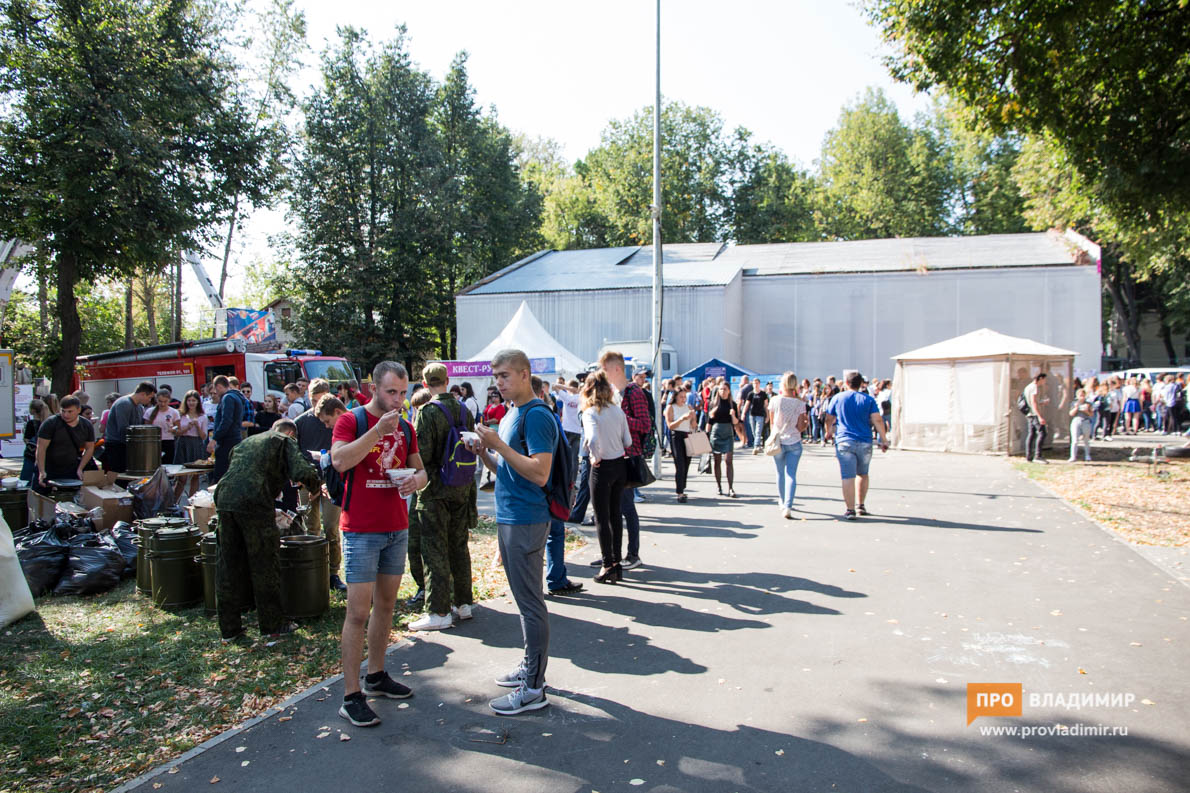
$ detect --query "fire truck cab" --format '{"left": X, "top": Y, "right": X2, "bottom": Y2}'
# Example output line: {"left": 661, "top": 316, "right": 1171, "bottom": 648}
{"left": 74, "top": 338, "right": 367, "bottom": 403}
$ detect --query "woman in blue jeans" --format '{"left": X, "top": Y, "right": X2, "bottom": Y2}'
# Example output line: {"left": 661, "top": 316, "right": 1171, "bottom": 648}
{"left": 768, "top": 372, "right": 808, "bottom": 519}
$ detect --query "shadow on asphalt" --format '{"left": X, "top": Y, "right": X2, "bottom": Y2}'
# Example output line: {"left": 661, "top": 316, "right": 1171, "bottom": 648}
{"left": 787, "top": 509, "right": 1046, "bottom": 533}
{"left": 801, "top": 681, "right": 1190, "bottom": 793}
{"left": 638, "top": 514, "right": 764, "bottom": 538}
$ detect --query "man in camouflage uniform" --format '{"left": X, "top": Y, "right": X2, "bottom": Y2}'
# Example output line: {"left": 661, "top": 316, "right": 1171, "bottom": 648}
{"left": 409, "top": 363, "right": 478, "bottom": 631}
{"left": 214, "top": 419, "right": 322, "bottom": 642}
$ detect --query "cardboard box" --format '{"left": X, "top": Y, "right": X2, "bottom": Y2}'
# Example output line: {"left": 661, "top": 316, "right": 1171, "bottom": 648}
{"left": 78, "top": 471, "right": 134, "bottom": 530}
{"left": 26, "top": 491, "right": 96, "bottom": 523}
{"left": 187, "top": 504, "right": 217, "bottom": 532}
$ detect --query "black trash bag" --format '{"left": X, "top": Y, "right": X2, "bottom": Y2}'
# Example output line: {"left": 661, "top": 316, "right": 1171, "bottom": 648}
{"left": 53, "top": 514, "right": 95, "bottom": 538}
{"left": 53, "top": 532, "right": 125, "bottom": 596}
{"left": 16, "top": 529, "right": 70, "bottom": 596}
{"left": 128, "top": 468, "right": 176, "bottom": 520}
{"left": 108, "top": 523, "right": 138, "bottom": 578}
{"left": 13, "top": 518, "right": 53, "bottom": 542}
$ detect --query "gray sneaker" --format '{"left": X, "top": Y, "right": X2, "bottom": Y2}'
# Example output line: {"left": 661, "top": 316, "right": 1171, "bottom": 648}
{"left": 489, "top": 685, "right": 549, "bottom": 715}
{"left": 494, "top": 664, "right": 527, "bottom": 688}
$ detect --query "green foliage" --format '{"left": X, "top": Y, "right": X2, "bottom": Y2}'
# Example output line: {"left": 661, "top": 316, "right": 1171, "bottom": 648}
{"left": 0, "top": 0, "right": 279, "bottom": 392}
{"left": 726, "top": 131, "right": 819, "bottom": 245}
{"left": 815, "top": 88, "right": 952, "bottom": 239}
{"left": 867, "top": 0, "right": 1190, "bottom": 220}
{"left": 288, "top": 31, "right": 541, "bottom": 370}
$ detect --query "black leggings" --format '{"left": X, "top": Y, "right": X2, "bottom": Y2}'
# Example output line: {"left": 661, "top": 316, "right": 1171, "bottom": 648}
{"left": 671, "top": 431, "right": 691, "bottom": 494}
{"left": 590, "top": 457, "right": 628, "bottom": 567}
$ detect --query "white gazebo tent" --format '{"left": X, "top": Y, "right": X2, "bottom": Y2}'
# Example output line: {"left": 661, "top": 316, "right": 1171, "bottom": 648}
{"left": 891, "top": 329, "right": 1076, "bottom": 455}
{"left": 466, "top": 301, "right": 588, "bottom": 375}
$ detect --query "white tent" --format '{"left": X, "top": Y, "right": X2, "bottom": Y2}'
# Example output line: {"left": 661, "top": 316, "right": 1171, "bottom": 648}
{"left": 891, "top": 328, "right": 1077, "bottom": 455}
{"left": 466, "top": 301, "right": 587, "bottom": 374}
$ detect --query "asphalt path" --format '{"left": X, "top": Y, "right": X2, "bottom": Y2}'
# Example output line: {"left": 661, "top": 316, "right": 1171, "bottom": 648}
{"left": 119, "top": 443, "right": 1190, "bottom": 793}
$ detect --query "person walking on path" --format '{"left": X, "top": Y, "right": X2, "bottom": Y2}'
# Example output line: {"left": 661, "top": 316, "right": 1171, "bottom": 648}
{"left": 409, "top": 363, "right": 479, "bottom": 632}
{"left": 823, "top": 371, "right": 888, "bottom": 520}
{"left": 666, "top": 386, "right": 697, "bottom": 503}
{"left": 208, "top": 376, "right": 250, "bottom": 483}
{"left": 707, "top": 382, "right": 741, "bottom": 497}
{"left": 745, "top": 378, "right": 769, "bottom": 455}
{"left": 102, "top": 381, "right": 155, "bottom": 473}
{"left": 1023, "top": 372, "right": 1050, "bottom": 463}
{"left": 600, "top": 352, "right": 651, "bottom": 568}
{"left": 330, "top": 361, "right": 426, "bottom": 728}
{"left": 295, "top": 395, "right": 348, "bottom": 592}
{"left": 213, "top": 419, "right": 322, "bottom": 644}
{"left": 580, "top": 370, "right": 632, "bottom": 585}
{"left": 474, "top": 349, "right": 557, "bottom": 716}
{"left": 1068, "top": 388, "right": 1094, "bottom": 462}
{"left": 769, "top": 372, "right": 809, "bottom": 519}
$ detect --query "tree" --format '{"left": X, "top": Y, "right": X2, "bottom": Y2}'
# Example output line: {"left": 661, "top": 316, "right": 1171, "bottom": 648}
{"left": 0, "top": 0, "right": 276, "bottom": 395}
{"left": 216, "top": 0, "right": 307, "bottom": 299}
{"left": 867, "top": 0, "right": 1190, "bottom": 220}
{"left": 726, "top": 130, "right": 819, "bottom": 244}
{"left": 815, "top": 88, "right": 952, "bottom": 239}
{"left": 517, "top": 136, "right": 613, "bottom": 250}
{"left": 1013, "top": 134, "right": 1190, "bottom": 364}
{"left": 581, "top": 101, "right": 732, "bottom": 245}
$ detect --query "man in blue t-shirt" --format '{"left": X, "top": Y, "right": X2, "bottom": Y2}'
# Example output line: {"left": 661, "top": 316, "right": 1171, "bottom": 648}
{"left": 475, "top": 348, "right": 558, "bottom": 717}
{"left": 824, "top": 371, "right": 888, "bottom": 521}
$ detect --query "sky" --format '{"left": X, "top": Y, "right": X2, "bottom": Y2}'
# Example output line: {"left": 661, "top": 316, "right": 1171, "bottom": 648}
{"left": 193, "top": 0, "right": 933, "bottom": 310}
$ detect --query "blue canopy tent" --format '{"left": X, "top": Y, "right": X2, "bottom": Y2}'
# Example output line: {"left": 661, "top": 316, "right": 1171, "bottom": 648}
{"left": 680, "top": 357, "right": 759, "bottom": 383}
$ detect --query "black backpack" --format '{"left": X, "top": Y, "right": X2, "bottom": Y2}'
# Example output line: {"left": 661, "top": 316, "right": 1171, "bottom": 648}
{"left": 514, "top": 403, "right": 574, "bottom": 522}
{"left": 324, "top": 406, "right": 414, "bottom": 509}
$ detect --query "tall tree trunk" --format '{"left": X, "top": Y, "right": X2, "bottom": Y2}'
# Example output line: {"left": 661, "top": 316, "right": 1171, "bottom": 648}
{"left": 36, "top": 261, "right": 48, "bottom": 335}
{"left": 218, "top": 196, "right": 239, "bottom": 300}
{"left": 173, "top": 256, "right": 183, "bottom": 341}
{"left": 51, "top": 254, "right": 81, "bottom": 397}
{"left": 1157, "top": 320, "right": 1177, "bottom": 365}
{"left": 1101, "top": 244, "right": 1143, "bottom": 365}
{"left": 140, "top": 274, "right": 158, "bottom": 342}
{"left": 124, "top": 278, "right": 134, "bottom": 347}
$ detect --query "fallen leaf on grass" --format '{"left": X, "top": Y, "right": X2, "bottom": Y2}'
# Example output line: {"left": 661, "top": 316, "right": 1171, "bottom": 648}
{"left": 99, "top": 708, "right": 116, "bottom": 719}
{"left": 66, "top": 707, "right": 81, "bottom": 718}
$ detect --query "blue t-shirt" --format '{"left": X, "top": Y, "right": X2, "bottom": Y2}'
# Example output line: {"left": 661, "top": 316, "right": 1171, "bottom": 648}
{"left": 827, "top": 390, "right": 880, "bottom": 444}
{"left": 495, "top": 399, "right": 558, "bottom": 525}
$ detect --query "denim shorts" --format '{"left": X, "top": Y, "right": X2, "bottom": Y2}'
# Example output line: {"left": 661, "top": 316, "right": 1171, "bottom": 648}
{"left": 342, "top": 530, "right": 408, "bottom": 583}
{"left": 835, "top": 440, "right": 873, "bottom": 480}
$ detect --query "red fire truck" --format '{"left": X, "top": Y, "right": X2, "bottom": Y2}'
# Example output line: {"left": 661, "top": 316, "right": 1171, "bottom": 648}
{"left": 74, "top": 338, "right": 368, "bottom": 402}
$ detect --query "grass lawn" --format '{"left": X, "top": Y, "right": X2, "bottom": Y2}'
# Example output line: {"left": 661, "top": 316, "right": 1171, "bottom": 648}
{"left": 1, "top": 518, "right": 585, "bottom": 793}
{"left": 1014, "top": 456, "right": 1189, "bottom": 547}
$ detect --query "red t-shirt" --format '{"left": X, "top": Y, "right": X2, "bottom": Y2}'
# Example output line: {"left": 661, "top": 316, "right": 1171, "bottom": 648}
{"left": 483, "top": 403, "right": 508, "bottom": 425}
{"left": 332, "top": 409, "right": 418, "bottom": 533}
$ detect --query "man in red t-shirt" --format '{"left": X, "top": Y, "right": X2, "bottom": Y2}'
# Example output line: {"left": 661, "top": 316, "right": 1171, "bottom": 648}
{"left": 330, "top": 361, "right": 428, "bottom": 728}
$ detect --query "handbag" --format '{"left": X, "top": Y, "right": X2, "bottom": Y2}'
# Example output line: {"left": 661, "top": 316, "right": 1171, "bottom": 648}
{"left": 764, "top": 433, "right": 781, "bottom": 456}
{"left": 684, "top": 430, "right": 712, "bottom": 456}
{"left": 624, "top": 454, "right": 656, "bottom": 489}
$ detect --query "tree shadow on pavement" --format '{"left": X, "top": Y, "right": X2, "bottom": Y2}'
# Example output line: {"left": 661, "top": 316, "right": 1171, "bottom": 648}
{"left": 455, "top": 606, "right": 709, "bottom": 676}
{"left": 637, "top": 514, "right": 763, "bottom": 539}
{"left": 614, "top": 565, "right": 865, "bottom": 617}
{"left": 790, "top": 509, "right": 1045, "bottom": 533}
{"left": 800, "top": 680, "right": 1190, "bottom": 793}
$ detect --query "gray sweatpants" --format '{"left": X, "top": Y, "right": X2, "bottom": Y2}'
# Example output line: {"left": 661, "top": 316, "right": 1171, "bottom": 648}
{"left": 498, "top": 521, "right": 551, "bottom": 689}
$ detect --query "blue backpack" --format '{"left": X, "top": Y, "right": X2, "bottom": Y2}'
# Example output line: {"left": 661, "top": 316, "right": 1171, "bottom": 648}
{"left": 427, "top": 400, "right": 478, "bottom": 487}
{"left": 515, "top": 403, "right": 575, "bottom": 521}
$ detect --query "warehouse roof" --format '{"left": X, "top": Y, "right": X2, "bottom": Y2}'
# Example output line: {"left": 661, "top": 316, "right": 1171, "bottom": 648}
{"left": 458, "top": 231, "right": 1095, "bottom": 296}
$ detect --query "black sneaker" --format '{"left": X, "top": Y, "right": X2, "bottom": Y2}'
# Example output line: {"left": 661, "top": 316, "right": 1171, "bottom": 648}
{"left": 339, "top": 692, "right": 381, "bottom": 727}
{"left": 406, "top": 588, "right": 425, "bottom": 607}
{"left": 548, "top": 581, "right": 584, "bottom": 596}
{"left": 220, "top": 630, "right": 249, "bottom": 646}
{"left": 479, "top": 481, "right": 495, "bottom": 492}
{"left": 266, "top": 622, "right": 299, "bottom": 639}
{"left": 843, "top": 509, "right": 857, "bottom": 521}
{"left": 588, "top": 558, "right": 603, "bottom": 567}
{"left": 329, "top": 575, "right": 347, "bottom": 592}
{"left": 623, "top": 555, "right": 642, "bottom": 570}
{"left": 361, "top": 671, "right": 413, "bottom": 699}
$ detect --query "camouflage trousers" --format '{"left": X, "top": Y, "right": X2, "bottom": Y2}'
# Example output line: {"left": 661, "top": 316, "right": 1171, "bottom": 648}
{"left": 216, "top": 510, "right": 283, "bottom": 639}
{"left": 300, "top": 489, "right": 342, "bottom": 576}
{"left": 416, "top": 498, "right": 474, "bottom": 616}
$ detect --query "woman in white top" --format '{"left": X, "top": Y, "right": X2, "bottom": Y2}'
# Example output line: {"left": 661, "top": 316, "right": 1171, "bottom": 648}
{"left": 665, "top": 386, "right": 698, "bottom": 502}
{"left": 580, "top": 370, "right": 633, "bottom": 584}
{"left": 145, "top": 389, "right": 181, "bottom": 465}
{"left": 767, "top": 371, "right": 808, "bottom": 519}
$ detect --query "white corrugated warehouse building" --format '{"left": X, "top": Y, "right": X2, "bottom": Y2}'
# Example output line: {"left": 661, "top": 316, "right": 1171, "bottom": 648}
{"left": 456, "top": 231, "right": 1102, "bottom": 378}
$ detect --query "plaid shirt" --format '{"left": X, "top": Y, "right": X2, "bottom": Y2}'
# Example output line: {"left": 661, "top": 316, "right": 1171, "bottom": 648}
{"left": 619, "top": 383, "right": 652, "bottom": 457}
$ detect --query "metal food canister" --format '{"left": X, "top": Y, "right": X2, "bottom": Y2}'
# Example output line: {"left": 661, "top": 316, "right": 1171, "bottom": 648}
{"left": 279, "top": 534, "right": 330, "bottom": 619}
{"left": 135, "top": 516, "right": 193, "bottom": 600}
{"left": 126, "top": 425, "right": 163, "bottom": 476}
{"left": 197, "top": 531, "right": 219, "bottom": 617}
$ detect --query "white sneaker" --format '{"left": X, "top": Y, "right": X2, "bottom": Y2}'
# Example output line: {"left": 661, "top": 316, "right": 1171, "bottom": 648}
{"left": 452, "top": 604, "right": 473, "bottom": 621}
{"left": 410, "top": 612, "right": 454, "bottom": 631}
{"left": 782, "top": 508, "right": 793, "bottom": 519}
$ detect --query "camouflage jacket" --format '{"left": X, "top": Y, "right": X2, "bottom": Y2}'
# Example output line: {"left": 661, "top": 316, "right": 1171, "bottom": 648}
{"left": 214, "top": 430, "right": 321, "bottom": 515}
{"left": 413, "top": 393, "right": 478, "bottom": 510}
